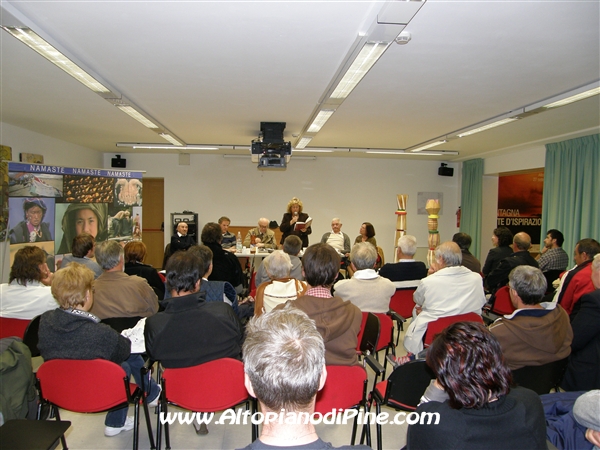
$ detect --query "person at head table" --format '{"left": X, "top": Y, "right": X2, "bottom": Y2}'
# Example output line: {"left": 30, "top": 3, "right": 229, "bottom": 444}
{"left": 243, "top": 218, "right": 278, "bottom": 249}
{"left": 171, "top": 222, "right": 195, "bottom": 253}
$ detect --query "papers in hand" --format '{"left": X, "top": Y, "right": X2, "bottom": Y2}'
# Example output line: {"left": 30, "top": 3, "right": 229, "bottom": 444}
{"left": 294, "top": 217, "right": 312, "bottom": 231}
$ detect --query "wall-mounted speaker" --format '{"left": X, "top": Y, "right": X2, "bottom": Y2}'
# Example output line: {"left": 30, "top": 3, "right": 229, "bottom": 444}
{"left": 111, "top": 155, "right": 127, "bottom": 168}
{"left": 438, "top": 164, "right": 453, "bottom": 177}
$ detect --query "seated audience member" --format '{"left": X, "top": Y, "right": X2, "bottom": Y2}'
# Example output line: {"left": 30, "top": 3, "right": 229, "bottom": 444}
{"left": 333, "top": 242, "right": 395, "bottom": 313}
{"left": 562, "top": 253, "right": 600, "bottom": 391}
{"left": 219, "top": 216, "right": 236, "bottom": 250}
{"left": 482, "top": 227, "right": 514, "bottom": 278}
{"left": 404, "top": 242, "right": 486, "bottom": 355}
{"left": 144, "top": 251, "right": 243, "bottom": 368}
{"left": 379, "top": 235, "right": 427, "bottom": 288}
{"left": 489, "top": 266, "right": 572, "bottom": 370}
{"left": 91, "top": 241, "right": 158, "bottom": 319}
{"left": 123, "top": 241, "right": 165, "bottom": 300}
{"left": 170, "top": 222, "right": 194, "bottom": 253}
{"left": 187, "top": 245, "right": 251, "bottom": 319}
{"left": 254, "top": 250, "right": 307, "bottom": 316}
{"left": 61, "top": 233, "right": 103, "bottom": 278}
{"left": 320, "top": 218, "right": 351, "bottom": 256}
{"left": 485, "top": 232, "right": 538, "bottom": 294}
{"left": 241, "top": 307, "right": 370, "bottom": 450}
{"left": 201, "top": 222, "right": 245, "bottom": 294}
{"left": 536, "top": 229, "right": 569, "bottom": 273}
{"left": 408, "top": 322, "right": 547, "bottom": 450}
{"left": 0, "top": 246, "right": 57, "bottom": 319}
{"left": 553, "top": 238, "right": 600, "bottom": 316}
{"left": 277, "top": 243, "right": 362, "bottom": 366}
{"left": 38, "top": 263, "right": 160, "bottom": 437}
{"left": 542, "top": 391, "right": 596, "bottom": 450}
{"left": 452, "top": 232, "right": 481, "bottom": 273}
{"left": 573, "top": 390, "right": 600, "bottom": 448}
{"left": 243, "top": 218, "right": 278, "bottom": 249}
{"left": 255, "top": 235, "right": 304, "bottom": 287}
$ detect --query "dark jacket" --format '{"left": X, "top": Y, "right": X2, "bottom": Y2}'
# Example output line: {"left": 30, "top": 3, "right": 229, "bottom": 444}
{"left": 485, "top": 250, "right": 538, "bottom": 293}
{"left": 125, "top": 261, "right": 166, "bottom": 300}
{"left": 144, "top": 292, "right": 243, "bottom": 368}
{"left": 205, "top": 242, "right": 244, "bottom": 290}
{"left": 280, "top": 212, "right": 312, "bottom": 247}
{"left": 562, "top": 289, "right": 600, "bottom": 391}
{"left": 38, "top": 308, "right": 130, "bottom": 363}
{"left": 461, "top": 250, "right": 482, "bottom": 273}
{"left": 482, "top": 246, "right": 513, "bottom": 277}
{"left": 379, "top": 260, "right": 427, "bottom": 283}
{"left": 170, "top": 233, "right": 195, "bottom": 253}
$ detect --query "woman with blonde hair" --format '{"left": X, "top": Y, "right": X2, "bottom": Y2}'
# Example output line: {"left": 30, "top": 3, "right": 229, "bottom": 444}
{"left": 279, "top": 197, "right": 312, "bottom": 248}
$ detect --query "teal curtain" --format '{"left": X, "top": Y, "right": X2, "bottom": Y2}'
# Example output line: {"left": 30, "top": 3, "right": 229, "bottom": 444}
{"left": 541, "top": 134, "right": 600, "bottom": 259}
{"left": 460, "top": 158, "right": 483, "bottom": 260}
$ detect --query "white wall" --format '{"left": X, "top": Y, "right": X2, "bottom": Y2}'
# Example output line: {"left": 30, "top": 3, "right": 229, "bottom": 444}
{"left": 103, "top": 152, "right": 461, "bottom": 261}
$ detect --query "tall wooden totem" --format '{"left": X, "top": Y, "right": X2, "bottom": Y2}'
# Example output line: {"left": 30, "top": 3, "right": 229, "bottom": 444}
{"left": 426, "top": 198, "right": 440, "bottom": 266}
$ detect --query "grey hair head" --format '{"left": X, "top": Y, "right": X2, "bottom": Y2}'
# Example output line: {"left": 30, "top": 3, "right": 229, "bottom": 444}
{"left": 508, "top": 265, "right": 547, "bottom": 305}
{"left": 435, "top": 242, "right": 462, "bottom": 267}
{"left": 350, "top": 242, "right": 377, "bottom": 270}
{"left": 95, "top": 240, "right": 124, "bottom": 270}
{"left": 243, "top": 305, "right": 325, "bottom": 412}
{"left": 398, "top": 235, "right": 417, "bottom": 256}
{"left": 263, "top": 250, "right": 292, "bottom": 280}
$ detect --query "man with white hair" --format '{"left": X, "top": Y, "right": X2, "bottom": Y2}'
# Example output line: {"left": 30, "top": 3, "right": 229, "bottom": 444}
{"left": 320, "top": 218, "right": 351, "bottom": 256}
{"left": 241, "top": 306, "right": 370, "bottom": 449}
{"left": 562, "top": 253, "right": 600, "bottom": 391}
{"left": 243, "top": 218, "right": 277, "bottom": 249}
{"left": 403, "top": 242, "right": 486, "bottom": 355}
{"left": 254, "top": 250, "right": 307, "bottom": 315}
{"left": 379, "top": 235, "right": 427, "bottom": 288}
{"left": 333, "top": 242, "right": 395, "bottom": 313}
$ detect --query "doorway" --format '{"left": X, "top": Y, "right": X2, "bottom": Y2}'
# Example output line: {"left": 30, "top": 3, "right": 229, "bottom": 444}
{"left": 142, "top": 178, "right": 165, "bottom": 269}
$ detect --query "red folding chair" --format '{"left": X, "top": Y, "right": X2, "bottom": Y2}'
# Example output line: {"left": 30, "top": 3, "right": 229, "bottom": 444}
{"left": 0, "top": 317, "right": 31, "bottom": 339}
{"left": 157, "top": 358, "right": 257, "bottom": 449}
{"left": 36, "top": 359, "right": 154, "bottom": 450}
{"left": 315, "top": 365, "right": 370, "bottom": 446}
{"left": 388, "top": 288, "right": 417, "bottom": 345}
{"left": 372, "top": 313, "right": 395, "bottom": 376}
{"left": 490, "top": 286, "right": 515, "bottom": 316}
{"left": 423, "top": 312, "right": 484, "bottom": 347}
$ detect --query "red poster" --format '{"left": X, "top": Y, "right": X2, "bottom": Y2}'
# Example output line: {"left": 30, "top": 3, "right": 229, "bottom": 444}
{"left": 497, "top": 171, "right": 544, "bottom": 245}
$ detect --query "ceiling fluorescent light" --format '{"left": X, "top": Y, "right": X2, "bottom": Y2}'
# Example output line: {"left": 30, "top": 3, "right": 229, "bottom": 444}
{"left": 542, "top": 87, "right": 600, "bottom": 109}
{"left": 2, "top": 26, "right": 111, "bottom": 94}
{"left": 330, "top": 42, "right": 389, "bottom": 99}
{"left": 457, "top": 118, "right": 518, "bottom": 138}
{"left": 366, "top": 151, "right": 406, "bottom": 155}
{"left": 410, "top": 140, "right": 447, "bottom": 152}
{"left": 131, "top": 145, "right": 217, "bottom": 150}
{"left": 159, "top": 133, "right": 184, "bottom": 146}
{"left": 294, "top": 149, "right": 333, "bottom": 153}
{"left": 116, "top": 106, "right": 159, "bottom": 129}
{"left": 307, "top": 110, "right": 335, "bottom": 133}
{"left": 295, "top": 137, "right": 313, "bottom": 149}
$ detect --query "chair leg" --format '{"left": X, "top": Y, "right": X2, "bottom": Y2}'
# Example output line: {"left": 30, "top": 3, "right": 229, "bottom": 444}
{"left": 53, "top": 407, "right": 68, "bottom": 450}
{"left": 350, "top": 409, "right": 357, "bottom": 445}
{"left": 375, "top": 400, "right": 383, "bottom": 450}
{"left": 133, "top": 401, "right": 140, "bottom": 450}
{"left": 141, "top": 395, "right": 156, "bottom": 449}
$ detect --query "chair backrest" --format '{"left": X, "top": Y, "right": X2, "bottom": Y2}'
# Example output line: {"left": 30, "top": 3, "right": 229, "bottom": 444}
{"left": 162, "top": 358, "right": 248, "bottom": 412}
{"left": 512, "top": 357, "right": 569, "bottom": 395}
{"left": 249, "top": 271, "right": 257, "bottom": 298}
{"left": 388, "top": 288, "right": 417, "bottom": 319}
{"left": 385, "top": 360, "right": 435, "bottom": 411}
{"left": 37, "top": 359, "right": 129, "bottom": 413}
{"left": 23, "top": 315, "right": 41, "bottom": 358}
{"left": 357, "top": 312, "right": 380, "bottom": 354}
{"left": 314, "top": 365, "right": 367, "bottom": 414}
{"left": 491, "top": 286, "right": 515, "bottom": 316}
{"left": 101, "top": 316, "right": 143, "bottom": 334}
{"left": 0, "top": 317, "right": 30, "bottom": 340}
{"left": 372, "top": 313, "right": 394, "bottom": 353}
{"left": 423, "top": 312, "right": 484, "bottom": 347}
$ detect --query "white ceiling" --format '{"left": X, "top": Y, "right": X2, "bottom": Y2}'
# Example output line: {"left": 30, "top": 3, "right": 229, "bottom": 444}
{"left": 1, "top": 0, "right": 599, "bottom": 162}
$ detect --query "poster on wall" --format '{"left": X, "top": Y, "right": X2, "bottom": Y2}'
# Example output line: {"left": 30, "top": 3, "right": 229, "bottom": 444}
{"left": 5, "top": 163, "right": 144, "bottom": 271}
{"left": 497, "top": 171, "right": 544, "bottom": 250}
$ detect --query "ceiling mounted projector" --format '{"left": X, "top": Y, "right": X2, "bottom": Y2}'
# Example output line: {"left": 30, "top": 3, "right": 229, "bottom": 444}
{"left": 250, "top": 122, "right": 292, "bottom": 169}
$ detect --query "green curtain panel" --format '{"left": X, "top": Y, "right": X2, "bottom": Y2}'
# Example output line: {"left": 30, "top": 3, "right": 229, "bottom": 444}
{"left": 541, "top": 134, "right": 600, "bottom": 259}
{"left": 460, "top": 158, "right": 483, "bottom": 260}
